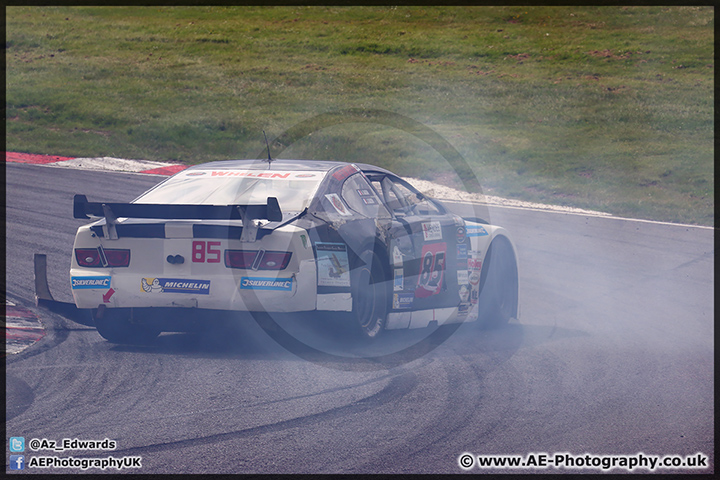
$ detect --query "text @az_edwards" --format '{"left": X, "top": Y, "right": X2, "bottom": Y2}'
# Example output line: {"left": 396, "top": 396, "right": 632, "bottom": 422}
{"left": 457, "top": 451, "right": 710, "bottom": 472}
{"left": 8, "top": 437, "right": 142, "bottom": 472}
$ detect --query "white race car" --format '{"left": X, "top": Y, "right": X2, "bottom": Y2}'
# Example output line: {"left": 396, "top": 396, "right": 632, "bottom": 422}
{"left": 69, "top": 159, "right": 519, "bottom": 343}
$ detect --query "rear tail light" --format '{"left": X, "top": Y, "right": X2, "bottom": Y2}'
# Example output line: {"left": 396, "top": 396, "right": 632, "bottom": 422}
{"left": 225, "top": 250, "right": 257, "bottom": 269}
{"left": 256, "top": 251, "right": 292, "bottom": 270}
{"left": 104, "top": 249, "right": 131, "bottom": 267}
{"left": 75, "top": 247, "right": 130, "bottom": 267}
{"left": 76, "top": 248, "right": 101, "bottom": 267}
{"left": 224, "top": 250, "right": 291, "bottom": 270}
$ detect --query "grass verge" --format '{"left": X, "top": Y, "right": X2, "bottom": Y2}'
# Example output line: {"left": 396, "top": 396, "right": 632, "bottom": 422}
{"left": 5, "top": 6, "right": 714, "bottom": 225}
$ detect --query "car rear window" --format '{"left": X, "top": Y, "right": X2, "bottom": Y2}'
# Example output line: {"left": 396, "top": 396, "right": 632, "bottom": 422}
{"left": 135, "top": 169, "right": 326, "bottom": 213}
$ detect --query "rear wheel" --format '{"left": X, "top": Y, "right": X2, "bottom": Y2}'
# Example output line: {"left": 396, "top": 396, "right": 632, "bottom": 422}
{"left": 477, "top": 237, "right": 518, "bottom": 329}
{"left": 351, "top": 249, "right": 388, "bottom": 340}
{"left": 93, "top": 307, "right": 160, "bottom": 344}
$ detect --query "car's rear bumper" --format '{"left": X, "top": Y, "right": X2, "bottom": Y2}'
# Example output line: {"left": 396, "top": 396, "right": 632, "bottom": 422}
{"left": 71, "top": 260, "right": 318, "bottom": 312}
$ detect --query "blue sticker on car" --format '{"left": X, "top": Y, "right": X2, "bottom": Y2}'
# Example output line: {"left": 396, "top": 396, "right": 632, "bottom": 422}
{"left": 394, "top": 269, "right": 404, "bottom": 291}
{"left": 71, "top": 276, "right": 111, "bottom": 289}
{"left": 393, "top": 293, "right": 414, "bottom": 309}
{"left": 466, "top": 225, "right": 489, "bottom": 237}
{"left": 240, "top": 277, "right": 293, "bottom": 291}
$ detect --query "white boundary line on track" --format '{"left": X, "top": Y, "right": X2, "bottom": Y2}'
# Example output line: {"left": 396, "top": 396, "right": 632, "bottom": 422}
{"left": 442, "top": 198, "right": 714, "bottom": 230}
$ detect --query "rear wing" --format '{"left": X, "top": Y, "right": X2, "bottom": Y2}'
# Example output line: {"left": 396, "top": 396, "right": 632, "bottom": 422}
{"left": 73, "top": 194, "right": 282, "bottom": 242}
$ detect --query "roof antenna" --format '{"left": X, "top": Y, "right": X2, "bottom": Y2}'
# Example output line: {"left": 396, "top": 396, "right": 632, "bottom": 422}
{"left": 263, "top": 130, "right": 273, "bottom": 165}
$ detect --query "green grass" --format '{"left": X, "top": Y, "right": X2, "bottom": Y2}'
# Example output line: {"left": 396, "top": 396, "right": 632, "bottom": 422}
{"left": 5, "top": 6, "right": 714, "bottom": 225}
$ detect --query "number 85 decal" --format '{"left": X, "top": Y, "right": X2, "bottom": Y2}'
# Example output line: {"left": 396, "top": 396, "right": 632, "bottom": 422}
{"left": 415, "top": 242, "right": 446, "bottom": 298}
{"left": 192, "top": 241, "right": 221, "bottom": 263}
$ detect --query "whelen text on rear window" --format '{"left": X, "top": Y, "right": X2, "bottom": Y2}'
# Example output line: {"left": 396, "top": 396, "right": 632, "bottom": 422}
{"left": 134, "top": 170, "right": 326, "bottom": 213}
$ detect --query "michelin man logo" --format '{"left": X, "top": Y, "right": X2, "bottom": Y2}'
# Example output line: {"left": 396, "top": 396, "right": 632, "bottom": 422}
{"left": 141, "top": 278, "right": 163, "bottom": 293}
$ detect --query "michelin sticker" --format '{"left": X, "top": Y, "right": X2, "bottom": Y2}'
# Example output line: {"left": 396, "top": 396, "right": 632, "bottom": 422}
{"left": 240, "top": 277, "right": 293, "bottom": 292}
{"left": 421, "top": 221, "right": 443, "bottom": 241}
{"left": 142, "top": 278, "right": 211, "bottom": 294}
{"left": 315, "top": 243, "right": 351, "bottom": 287}
{"left": 72, "top": 276, "right": 111, "bottom": 290}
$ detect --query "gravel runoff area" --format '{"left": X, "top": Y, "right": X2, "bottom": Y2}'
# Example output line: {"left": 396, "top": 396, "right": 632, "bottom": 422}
{"left": 406, "top": 177, "right": 611, "bottom": 217}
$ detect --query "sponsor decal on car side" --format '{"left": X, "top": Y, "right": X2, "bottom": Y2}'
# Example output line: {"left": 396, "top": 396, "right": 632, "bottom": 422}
{"left": 415, "top": 242, "right": 446, "bottom": 298}
{"left": 468, "top": 256, "right": 482, "bottom": 305}
{"left": 392, "top": 245, "right": 404, "bottom": 267}
{"left": 240, "top": 277, "right": 293, "bottom": 291}
{"left": 394, "top": 269, "right": 404, "bottom": 291}
{"left": 456, "top": 243, "right": 468, "bottom": 261}
{"left": 466, "top": 224, "right": 489, "bottom": 237}
{"left": 324, "top": 193, "right": 352, "bottom": 216}
{"left": 393, "top": 293, "right": 414, "bottom": 310}
{"left": 71, "top": 276, "right": 111, "bottom": 289}
{"left": 421, "top": 221, "right": 443, "bottom": 241}
{"left": 141, "top": 278, "right": 211, "bottom": 294}
{"left": 315, "top": 243, "right": 351, "bottom": 287}
{"left": 468, "top": 258, "right": 482, "bottom": 281}
{"left": 456, "top": 226, "right": 466, "bottom": 243}
{"left": 459, "top": 285, "right": 470, "bottom": 302}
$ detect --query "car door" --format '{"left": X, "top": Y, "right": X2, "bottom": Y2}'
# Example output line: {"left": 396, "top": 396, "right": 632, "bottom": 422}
{"left": 365, "top": 173, "right": 464, "bottom": 312}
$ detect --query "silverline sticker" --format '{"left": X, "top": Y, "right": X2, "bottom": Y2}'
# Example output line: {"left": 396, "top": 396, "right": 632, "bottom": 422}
{"left": 240, "top": 277, "right": 293, "bottom": 291}
{"left": 71, "top": 276, "right": 111, "bottom": 290}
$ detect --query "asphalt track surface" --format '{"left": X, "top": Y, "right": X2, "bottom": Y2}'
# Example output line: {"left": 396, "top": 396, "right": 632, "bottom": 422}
{"left": 5, "top": 162, "right": 714, "bottom": 474}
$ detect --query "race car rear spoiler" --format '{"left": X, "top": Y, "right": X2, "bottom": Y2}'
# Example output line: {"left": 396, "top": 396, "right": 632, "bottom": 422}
{"left": 73, "top": 194, "right": 282, "bottom": 242}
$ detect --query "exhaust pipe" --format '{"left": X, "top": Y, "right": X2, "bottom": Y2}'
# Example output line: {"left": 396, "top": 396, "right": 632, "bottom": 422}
{"left": 34, "top": 253, "right": 95, "bottom": 327}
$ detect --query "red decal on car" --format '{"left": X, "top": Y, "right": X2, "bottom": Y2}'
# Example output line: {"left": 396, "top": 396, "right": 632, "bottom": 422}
{"left": 332, "top": 164, "right": 359, "bottom": 181}
{"left": 102, "top": 288, "right": 115, "bottom": 303}
{"left": 415, "top": 242, "right": 446, "bottom": 298}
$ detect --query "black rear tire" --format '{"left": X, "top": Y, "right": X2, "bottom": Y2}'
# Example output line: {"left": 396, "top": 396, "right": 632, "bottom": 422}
{"left": 93, "top": 308, "right": 160, "bottom": 344}
{"left": 350, "top": 249, "right": 388, "bottom": 340}
{"left": 477, "top": 237, "right": 518, "bottom": 329}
